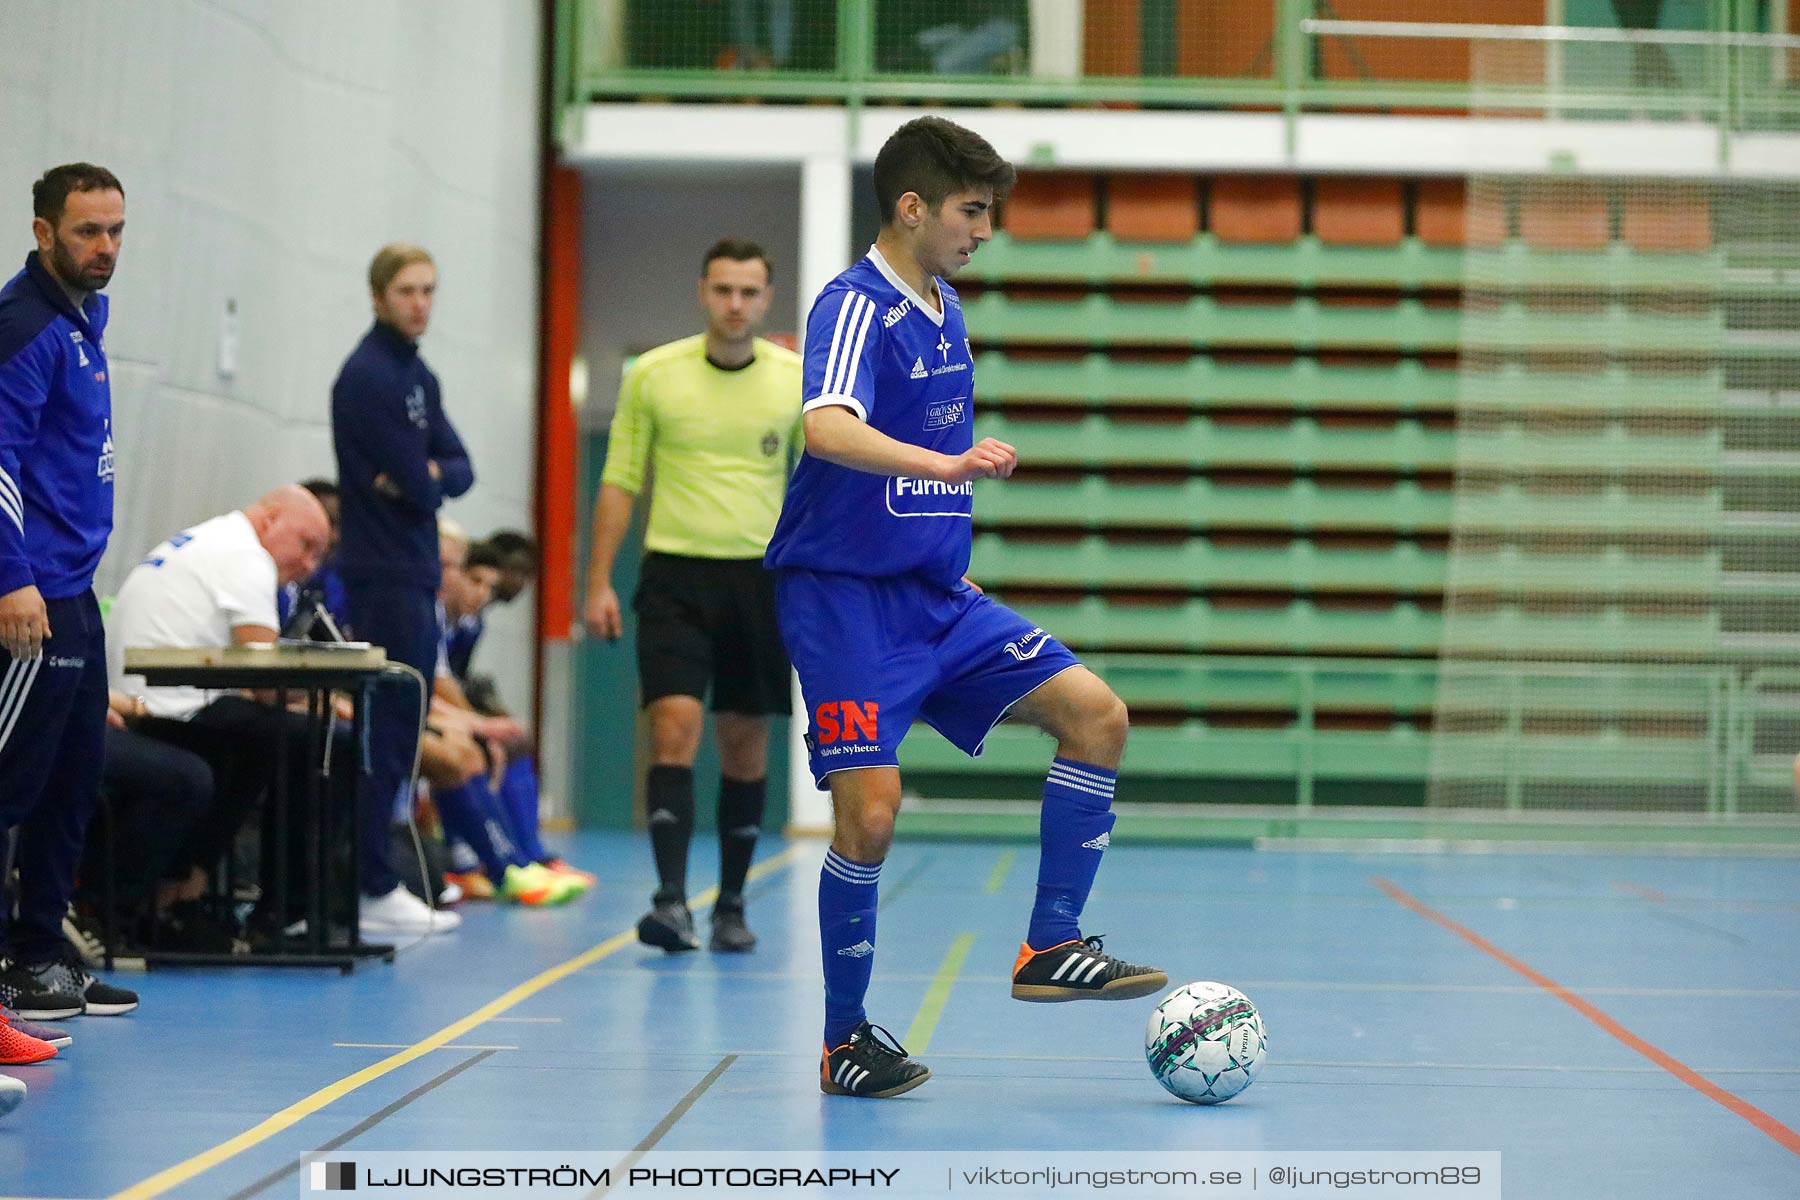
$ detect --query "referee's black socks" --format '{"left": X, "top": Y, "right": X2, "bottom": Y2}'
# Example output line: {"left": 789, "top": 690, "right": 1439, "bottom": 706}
{"left": 717, "top": 776, "right": 766, "bottom": 905}
{"left": 647, "top": 764, "right": 695, "bottom": 902}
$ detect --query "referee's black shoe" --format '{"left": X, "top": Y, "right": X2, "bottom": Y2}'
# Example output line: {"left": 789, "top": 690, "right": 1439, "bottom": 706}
{"left": 709, "top": 898, "right": 757, "bottom": 953}
{"left": 1011, "top": 935, "right": 1167, "bottom": 1003}
{"left": 820, "top": 1021, "right": 931, "bottom": 1098}
{"left": 636, "top": 897, "right": 699, "bottom": 952}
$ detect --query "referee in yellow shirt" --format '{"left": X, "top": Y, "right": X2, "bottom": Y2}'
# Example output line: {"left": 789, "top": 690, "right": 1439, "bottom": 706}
{"left": 584, "top": 239, "right": 802, "bottom": 954}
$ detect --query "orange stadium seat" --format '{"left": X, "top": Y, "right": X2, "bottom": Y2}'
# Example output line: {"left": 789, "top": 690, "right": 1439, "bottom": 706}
{"left": 1621, "top": 186, "right": 1712, "bottom": 252}
{"left": 1107, "top": 174, "right": 1200, "bottom": 242}
{"left": 1313, "top": 177, "right": 1405, "bottom": 246}
{"left": 1004, "top": 172, "right": 1097, "bottom": 240}
{"left": 1415, "top": 178, "right": 1469, "bottom": 246}
{"left": 1519, "top": 180, "right": 1609, "bottom": 250}
{"left": 1210, "top": 175, "right": 1302, "bottom": 243}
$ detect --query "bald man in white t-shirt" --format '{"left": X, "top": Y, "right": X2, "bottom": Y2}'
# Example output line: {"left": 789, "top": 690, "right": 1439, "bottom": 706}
{"left": 110, "top": 485, "right": 327, "bottom": 715}
{"left": 110, "top": 485, "right": 458, "bottom": 938}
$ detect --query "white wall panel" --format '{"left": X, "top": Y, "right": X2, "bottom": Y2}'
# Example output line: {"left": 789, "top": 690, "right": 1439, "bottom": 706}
{"left": 0, "top": 0, "right": 543, "bottom": 709}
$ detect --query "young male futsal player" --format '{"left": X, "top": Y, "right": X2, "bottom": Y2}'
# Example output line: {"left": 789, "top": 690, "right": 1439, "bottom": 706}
{"left": 765, "top": 117, "right": 1167, "bottom": 1099}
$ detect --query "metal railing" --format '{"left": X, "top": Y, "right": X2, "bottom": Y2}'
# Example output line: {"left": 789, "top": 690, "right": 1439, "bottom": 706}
{"left": 557, "top": 2, "right": 1800, "bottom": 132}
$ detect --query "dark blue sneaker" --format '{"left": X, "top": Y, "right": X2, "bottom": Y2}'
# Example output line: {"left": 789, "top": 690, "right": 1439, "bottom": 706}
{"left": 0, "top": 959, "right": 82, "bottom": 1021}
{"left": 19, "top": 949, "right": 137, "bottom": 1016}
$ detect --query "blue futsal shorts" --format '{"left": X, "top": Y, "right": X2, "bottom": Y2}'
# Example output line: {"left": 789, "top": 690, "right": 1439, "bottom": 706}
{"left": 774, "top": 568, "right": 1082, "bottom": 789}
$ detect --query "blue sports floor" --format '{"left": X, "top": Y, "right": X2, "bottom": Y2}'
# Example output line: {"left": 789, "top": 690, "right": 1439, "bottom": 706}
{"left": 3, "top": 831, "right": 1798, "bottom": 1198}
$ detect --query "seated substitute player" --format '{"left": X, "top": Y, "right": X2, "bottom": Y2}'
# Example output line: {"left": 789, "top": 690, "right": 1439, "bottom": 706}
{"left": 765, "top": 116, "right": 1167, "bottom": 1099}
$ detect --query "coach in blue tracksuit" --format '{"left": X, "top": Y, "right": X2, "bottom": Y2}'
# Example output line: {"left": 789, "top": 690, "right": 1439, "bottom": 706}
{"left": 0, "top": 164, "right": 138, "bottom": 1019}
{"left": 331, "top": 243, "right": 472, "bottom": 931}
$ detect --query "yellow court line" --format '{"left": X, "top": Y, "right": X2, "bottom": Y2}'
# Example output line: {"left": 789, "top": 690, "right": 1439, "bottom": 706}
{"left": 330, "top": 1042, "right": 519, "bottom": 1051}
{"left": 983, "top": 849, "right": 1016, "bottom": 895}
{"left": 902, "top": 932, "right": 976, "bottom": 1054}
{"left": 111, "top": 844, "right": 806, "bottom": 1200}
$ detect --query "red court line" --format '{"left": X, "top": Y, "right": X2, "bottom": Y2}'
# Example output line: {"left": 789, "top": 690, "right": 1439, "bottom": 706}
{"left": 1613, "top": 880, "right": 1668, "bottom": 904}
{"left": 1371, "top": 875, "right": 1800, "bottom": 1157}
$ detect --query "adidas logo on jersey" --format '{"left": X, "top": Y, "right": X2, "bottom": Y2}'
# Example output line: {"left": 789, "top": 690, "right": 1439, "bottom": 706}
{"left": 1082, "top": 831, "right": 1111, "bottom": 851}
{"left": 837, "top": 940, "right": 875, "bottom": 958}
{"left": 910, "top": 357, "right": 927, "bottom": 380}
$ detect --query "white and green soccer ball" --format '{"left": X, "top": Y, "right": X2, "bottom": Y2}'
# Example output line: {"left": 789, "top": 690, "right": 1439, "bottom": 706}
{"left": 1145, "top": 982, "right": 1266, "bottom": 1104}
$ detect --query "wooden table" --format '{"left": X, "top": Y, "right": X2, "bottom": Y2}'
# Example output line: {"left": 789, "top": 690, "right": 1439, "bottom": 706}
{"left": 122, "top": 644, "right": 397, "bottom": 971}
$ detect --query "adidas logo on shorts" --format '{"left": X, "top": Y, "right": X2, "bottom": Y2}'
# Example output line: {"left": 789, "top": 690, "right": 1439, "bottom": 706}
{"left": 910, "top": 358, "right": 928, "bottom": 380}
{"left": 837, "top": 940, "right": 875, "bottom": 958}
{"left": 1081, "top": 832, "right": 1111, "bottom": 850}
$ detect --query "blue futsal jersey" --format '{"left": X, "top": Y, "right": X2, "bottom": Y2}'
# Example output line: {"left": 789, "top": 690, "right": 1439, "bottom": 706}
{"left": 765, "top": 248, "right": 976, "bottom": 589}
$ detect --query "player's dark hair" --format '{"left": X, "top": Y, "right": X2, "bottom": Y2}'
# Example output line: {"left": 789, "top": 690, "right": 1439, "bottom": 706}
{"left": 485, "top": 528, "right": 538, "bottom": 563}
{"left": 464, "top": 541, "right": 508, "bottom": 572}
{"left": 299, "top": 478, "right": 339, "bottom": 501}
{"left": 702, "top": 238, "right": 772, "bottom": 282}
{"left": 873, "top": 118, "right": 1014, "bottom": 227}
{"left": 33, "top": 163, "right": 124, "bottom": 225}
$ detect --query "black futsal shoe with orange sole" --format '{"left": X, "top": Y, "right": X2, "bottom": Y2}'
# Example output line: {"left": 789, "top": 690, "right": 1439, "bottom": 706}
{"left": 819, "top": 1021, "right": 931, "bottom": 1098}
{"left": 1011, "top": 935, "right": 1167, "bottom": 1002}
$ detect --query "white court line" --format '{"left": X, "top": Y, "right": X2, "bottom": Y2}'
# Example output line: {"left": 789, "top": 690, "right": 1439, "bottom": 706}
{"left": 571, "top": 966, "right": 1800, "bottom": 998}
{"left": 529, "top": 1045, "right": 1800, "bottom": 1077}
{"left": 911, "top": 1051, "right": 1800, "bottom": 1075}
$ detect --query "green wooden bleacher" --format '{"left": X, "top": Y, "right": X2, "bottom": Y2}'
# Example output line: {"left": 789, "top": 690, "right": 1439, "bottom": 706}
{"left": 968, "top": 231, "right": 1794, "bottom": 303}
{"left": 977, "top": 478, "right": 1718, "bottom": 537}
{"left": 975, "top": 353, "right": 1458, "bottom": 413}
{"left": 960, "top": 292, "right": 1461, "bottom": 353}
{"left": 977, "top": 414, "right": 1451, "bottom": 471}
{"left": 964, "top": 291, "right": 1737, "bottom": 358}
{"left": 898, "top": 170, "right": 1747, "bottom": 806}
{"left": 978, "top": 414, "right": 1715, "bottom": 475}
{"left": 962, "top": 232, "right": 1466, "bottom": 290}
{"left": 975, "top": 354, "right": 1722, "bottom": 418}
{"left": 902, "top": 654, "right": 1725, "bottom": 793}
{"left": 968, "top": 536, "right": 1751, "bottom": 599}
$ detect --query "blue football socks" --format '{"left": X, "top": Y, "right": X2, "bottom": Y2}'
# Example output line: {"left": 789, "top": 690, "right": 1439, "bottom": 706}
{"left": 1027, "top": 757, "right": 1118, "bottom": 950}
{"left": 819, "top": 848, "right": 881, "bottom": 1046}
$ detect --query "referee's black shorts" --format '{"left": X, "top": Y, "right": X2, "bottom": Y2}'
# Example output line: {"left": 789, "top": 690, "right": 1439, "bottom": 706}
{"left": 633, "top": 552, "right": 791, "bottom": 716}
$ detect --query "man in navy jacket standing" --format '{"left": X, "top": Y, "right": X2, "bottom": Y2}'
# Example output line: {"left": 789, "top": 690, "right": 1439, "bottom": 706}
{"left": 331, "top": 243, "right": 472, "bottom": 935}
{"left": 0, "top": 164, "right": 139, "bottom": 1019}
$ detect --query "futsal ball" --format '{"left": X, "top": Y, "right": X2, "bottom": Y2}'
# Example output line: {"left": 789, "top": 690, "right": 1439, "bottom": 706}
{"left": 1145, "top": 982, "right": 1266, "bottom": 1104}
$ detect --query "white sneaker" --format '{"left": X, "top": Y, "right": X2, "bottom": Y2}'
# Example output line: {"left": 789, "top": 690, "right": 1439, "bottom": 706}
{"left": 359, "top": 886, "right": 461, "bottom": 937}
{"left": 437, "top": 881, "right": 464, "bottom": 906}
{"left": 0, "top": 1075, "right": 23, "bottom": 1118}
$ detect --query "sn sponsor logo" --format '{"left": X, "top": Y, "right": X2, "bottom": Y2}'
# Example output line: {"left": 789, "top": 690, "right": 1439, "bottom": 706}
{"left": 814, "top": 700, "right": 879, "bottom": 745}
{"left": 837, "top": 940, "right": 875, "bottom": 958}
{"left": 882, "top": 299, "right": 911, "bottom": 327}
